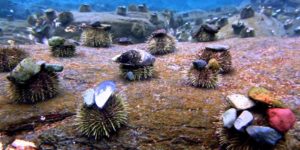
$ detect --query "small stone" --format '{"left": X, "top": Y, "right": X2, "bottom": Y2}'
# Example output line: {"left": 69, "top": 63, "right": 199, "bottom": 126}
{"left": 248, "top": 87, "right": 285, "bottom": 107}
{"left": 226, "top": 94, "right": 255, "bottom": 110}
{"left": 91, "top": 21, "right": 102, "bottom": 28}
{"left": 222, "top": 108, "right": 237, "bottom": 128}
{"left": 267, "top": 108, "right": 296, "bottom": 133}
{"left": 126, "top": 72, "right": 135, "bottom": 81}
{"left": 94, "top": 80, "right": 116, "bottom": 109}
{"left": 234, "top": 110, "right": 253, "bottom": 131}
{"left": 193, "top": 59, "right": 207, "bottom": 70}
{"left": 205, "top": 44, "right": 230, "bottom": 52}
{"left": 232, "top": 21, "right": 246, "bottom": 35}
{"left": 138, "top": 50, "right": 156, "bottom": 66}
{"left": 240, "top": 27, "right": 255, "bottom": 38}
{"left": 83, "top": 88, "right": 95, "bottom": 107}
{"left": 11, "top": 139, "right": 37, "bottom": 149}
{"left": 294, "top": 26, "right": 300, "bottom": 35}
{"left": 202, "top": 24, "right": 219, "bottom": 33}
{"left": 8, "top": 58, "right": 41, "bottom": 84}
{"left": 48, "top": 36, "right": 65, "bottom": 47}
{"left": 246, "top": 125, "right": 282, "bottom": 146}
{"left": 44, "top": 64, "right": 64, "bottom": 72}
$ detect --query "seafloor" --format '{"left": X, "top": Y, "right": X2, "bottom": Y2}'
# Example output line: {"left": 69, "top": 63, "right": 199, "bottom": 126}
{"left": 0, "top": 37, "right": 300, "bottom": 149}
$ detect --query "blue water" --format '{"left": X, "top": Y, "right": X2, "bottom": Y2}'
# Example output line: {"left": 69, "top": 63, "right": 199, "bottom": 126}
{"left": 2, "top": 0, "right": 246, "bottom": 19}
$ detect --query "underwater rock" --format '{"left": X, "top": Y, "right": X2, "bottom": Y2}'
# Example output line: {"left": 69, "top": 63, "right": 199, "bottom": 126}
{"left": 94, "top": 81, "right": 117, "bottom": 109}
{"left": 248, "top": 87, "right": 285, "bottom": 107}
{"left": 11, "top": 139, "right": 37, "bottom": 150}
{"left": 138, "top": 4, "right": 148, "bottom": 12}
{"left": 0, "top": 46, "right": 27, "bottom": 72}
{"left": 263, "top": 6, "right": 273, "bottom": 17}
{"left": 79, "top": 4, "right": 92, "bottom": 12}
{"left": 192, "top": 59, "right": 207, "bottom": 71}
{"left": 240, "top": 5, "right": 255, "bottom": 19}
{"left": 193, "top": 24, "right": 219, "bottom": 42}
{"left": 205, "top": 44, "right": 230, "bottom": 52}
{"left": 226, "top": 94, "right": 255, "bottom": 110}
{"left": 45, "top": 9, "right": 57, "bottom": 23}
{"left": 232, "top": 21, "right": 246, "bottom": 35}
{"left": 58, "top": 11, "right": 74, "bottom": 26}
{"left": 128, "top": 4, "right": 138, "bottom": 11}
{"left": 217, "top": 17, "right": 229, "bottom": 28}
{"left": 267, "top": 108, "right": 296, "bottom": 133}
{"left": 284, "top": 19, "right": 294, "bottom": 30}
{"left": 246, "top": 125, "right": 282, "bottom": 146}
{"left": 117, "top": 37, "right": 133, "bottom": 45}
{"left": 83, "top": 88, "right": 95, "bottom": 107}
{"left": 147, "top": 29, "right": 176, "bottom": 55}
{"left": 294, "top": 26, "right": 300, "bottom": 35}
{"left": 240, "top": 27, "right": 255, "bottom": 38}
{"left": 44, "top": 64, "right": 64, "bottom": 72}
{"left": 116, "top": 6, "right": 127, "bottom": 16}
{"left": 234, "top": 110, "right": 253, "bottom": 132}
{"left": 8, "top": 58, "right": 41, "bottom": 84}
{"left": 222, "top": 108, "right": 237, "bottom": 128}
{"left": 125, "top": 72, "right": 135, "bottom": 81}
{"left": 188, "top": 59, "right": 220, "bottom": 88}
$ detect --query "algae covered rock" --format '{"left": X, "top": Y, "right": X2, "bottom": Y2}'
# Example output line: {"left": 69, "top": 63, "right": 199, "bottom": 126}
{"left": 248, "top": 87, "right": 285, "bottom": 107}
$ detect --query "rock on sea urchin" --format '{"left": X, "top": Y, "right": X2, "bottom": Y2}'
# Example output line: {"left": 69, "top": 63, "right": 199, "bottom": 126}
{"left": 147, "top": 29, "right": 176, "bottom": 55}
{"left": 113, "top": 49, "right": 156, "bottom": 81}
{"left": 81, "top": 22, "right": 112, "bottom": 48}
{"left": 76, "top": 81, "right": 128, "bottom": 139}
{"left": 0, "top": 46, "right": 27, "bottom": 72}
{"left": 188, "top": 59, "right": 221, "bottom": 88}
{"left": 48, "top": 36, "right": 76, "bottom": 57}
{"left": 193, "top": 24, "right": 219, "bottom": 42}
{"left": 198, "top": 44, "right": 233, "bottom": 74}
{"left": 6, "top": 58, "right": 63, "bottom": 104}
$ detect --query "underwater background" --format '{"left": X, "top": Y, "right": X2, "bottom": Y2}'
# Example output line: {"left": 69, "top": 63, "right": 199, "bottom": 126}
{"left": 0, "top": 0, "right": 300, "bottom": 149}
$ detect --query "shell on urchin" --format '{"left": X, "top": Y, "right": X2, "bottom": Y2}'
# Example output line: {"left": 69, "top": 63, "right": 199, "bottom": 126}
{"left": 75, "top": 94, "right": 128, "bottom": 140}
{"left": 147, "top": 34, "right": 176, "bottom": 55}
{"left": 188, "top": 67, "right": 220, "bottom": 88}
{"left": 214, "top": 107, "right": 291, "bottom": 150}
{"left": 51, "top": 45, "right": 76, "bottom": 57}
{"left": 7, "top": 70, "right": 60, "bottom": 103}
{"left": 81, "top": 28, "right": 112, "bottom": 47}
{"left": 120, "top": 65, "right": 155, "bottom": 81}
{"left": 0, "top": 47, "right": 27, "bottom": 72}
{"left": 198, "top": 50, "right": 233, "bottom": 74}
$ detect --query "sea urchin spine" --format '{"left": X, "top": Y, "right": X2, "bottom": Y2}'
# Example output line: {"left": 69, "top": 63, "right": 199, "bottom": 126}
{"left": 147, "top": 29, "right": 176, "bottom": 55}
{"left": 81, "top": 25, "right": 112, "bottom": 48}
{"left": 0, "top": 46, "right": 27, "bottom": 72}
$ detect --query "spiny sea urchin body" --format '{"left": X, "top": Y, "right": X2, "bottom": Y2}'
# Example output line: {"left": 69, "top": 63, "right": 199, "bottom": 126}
{"left": 7, "top": 70, "right": 60, "bottom": 104}
{"left": 198, "top": 45, "right": 233, "bottom": 74}
{"left": 188, "top": 59, "right": 220, "bottom": 88}
{"left": 147, "top": 29, "right": 176, "bottom": 55}
{"left": 193, "top": 24, "right": 219, "bottom": 42}
{"left": 81, "top": 26, "right": 112, "bottom": 48}
{"left": 215, "top": 107, "right": 290, "bottom": 150}
{"left": 120, "top": 64, "right": 155, "bottom": 81}
{"left": 0, "top": 47, "right": 27, "bottom": 72}
{"left": 76, "top": 94, "right": 128, "bottom": 139}
{"left": 49, "top": 36, "right": 76, "bottom": 57}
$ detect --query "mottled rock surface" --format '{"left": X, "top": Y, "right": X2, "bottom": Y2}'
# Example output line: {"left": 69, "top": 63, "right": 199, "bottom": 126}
{"left": 0, "top": 37, "right": 299, "bottom": 149}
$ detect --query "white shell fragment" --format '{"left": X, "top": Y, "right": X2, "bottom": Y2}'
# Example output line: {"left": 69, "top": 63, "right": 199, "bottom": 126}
{"left": 94, "top": 80, "right": 116, "bottom": 109}
{"left": 82, "top": 88, "right": 95, "bottom": 107}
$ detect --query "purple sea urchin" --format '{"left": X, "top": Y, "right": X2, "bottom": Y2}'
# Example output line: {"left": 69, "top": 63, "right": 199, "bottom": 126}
{"left": 0, "top": 46, "right": 27, "bottom": 72}
{"left": 188, "top": 58, "right": 220, "bottom": 88}
{"left": 147, "top": 29, "right": 176, "bottom": 55}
